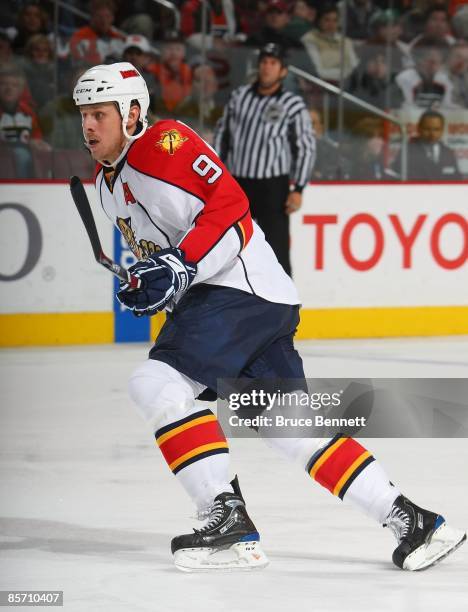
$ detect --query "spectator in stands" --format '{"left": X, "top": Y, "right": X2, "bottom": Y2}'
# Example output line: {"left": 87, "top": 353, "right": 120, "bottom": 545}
{"left": 39, "top": 66, "right": 87, "bottom": 151}
{"left": 338, "top": 0, "right": 380, "bottom": 42}
{"left": 301, "top": 3, "right": 359, "bottom": 81}
{"left": 400, "top": 0, "right": 439, "bottom": 43}
{"left": 393, "top": 109, "right": 462, "bottom": 180}
{"left": 235, "top": 0, "right": 269, "bottom": 37}
{"left": 348, "top": 116, "right": 398, "bottom": 180}
{"left": 309, "top": 107, "right": 350, "bottom": 181}
{"left": 151, "top": 32, "right": 192, "bottom": 116}
{"left": 117, "top": 0, "right": 157, "bottom": 41}
{"left": 11, "top": 2, "right": 50, "bottom": 55}
{"left": 396, "top": 40, "right": 454, "bottom": 108}
{"left": 447, "top": 42, "right": 468, "bottom": 107}
{"left": 248, "top": 0, "right": 316, "bottom": 79}
{"left": 0, "top": 69, "right": 50, "bottom": 177}
{"left": 452, "top": 5, "right": 468, "bottom": 40}
{"left": 346, "top": 46, "right": 403, "bottom": 110}
{"left": 70, "top": 0, "right": 125, "bottom": 65}
{"left": 177, "top": 63, "right": 224, "bottom": 134}
{"left": 181, "top": 0, "right": 243, "bottom": 49}
{"left": 282, "top": 1, "right": 317, "bottom": 43}
{"left": 19, "top": 34, "right": 54, "bottom": 111}
{"left": 0, "top": 32, "right": 15, "bottom": 68}
{"left": 122, "top": 35, "right": 158, "bottom": 99}
{"left": 248, "top": 0, "right": 303, "bottom": 50}
{"left": 359, "top": 9, "right": 412, "bottom": 81}
{"left": 409, "top": 7, "right": 456, "bottom": 50}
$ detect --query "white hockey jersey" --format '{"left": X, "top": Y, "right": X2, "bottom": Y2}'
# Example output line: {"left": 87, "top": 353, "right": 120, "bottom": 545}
{"left": 95, "top": 119, "right": 300, "bottom": 305}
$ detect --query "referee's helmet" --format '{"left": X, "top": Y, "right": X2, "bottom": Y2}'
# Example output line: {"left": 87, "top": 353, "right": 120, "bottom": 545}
{"left": 258, "top": 43, "right": 287, "bottom": 67}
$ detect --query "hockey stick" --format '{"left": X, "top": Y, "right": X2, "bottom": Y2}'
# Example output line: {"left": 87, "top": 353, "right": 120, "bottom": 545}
{"left": 69, "top": 176, "right": 140, "bottom": 289}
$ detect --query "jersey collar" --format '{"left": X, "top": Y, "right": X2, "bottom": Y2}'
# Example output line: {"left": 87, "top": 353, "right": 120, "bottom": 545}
{"left": 102, "top": 122, "right": 144, "bottom": 191}
{"left": 252, "top": 81, "right": 284, "bottom": 98}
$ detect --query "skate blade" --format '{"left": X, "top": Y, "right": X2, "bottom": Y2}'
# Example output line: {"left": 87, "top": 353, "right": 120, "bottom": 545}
{"left": 174, "top": 540, "right": 269, "bottom": 573}
{"left": 403, "top": 522, "right": 467, "bottom": 571}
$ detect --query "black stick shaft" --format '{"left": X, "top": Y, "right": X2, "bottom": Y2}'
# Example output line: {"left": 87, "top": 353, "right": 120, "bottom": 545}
{"left": 69, "top": 176, "right": 140, "bottom": 289}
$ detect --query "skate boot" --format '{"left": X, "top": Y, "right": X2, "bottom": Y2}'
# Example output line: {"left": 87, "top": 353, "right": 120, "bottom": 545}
{"left": 384, "top": 494, "right": 466, "bottom": 571}
{"left": 171, "top": 477, "right": 269, "bottom": 572}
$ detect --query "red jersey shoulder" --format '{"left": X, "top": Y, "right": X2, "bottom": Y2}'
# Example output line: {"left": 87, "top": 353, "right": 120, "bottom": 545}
{"left": 127, "top": 121, "right": 218, "bottom": 194}
{"left": 129, "top": 120, "right": 201, "bottom": 165}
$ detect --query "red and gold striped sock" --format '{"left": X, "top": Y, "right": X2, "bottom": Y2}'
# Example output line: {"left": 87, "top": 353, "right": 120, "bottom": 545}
{"left": 155, "top": 408, "right": 229, "bottom": 475}
{"left": 306, "top": 435, "right": 375, "bottom": 500}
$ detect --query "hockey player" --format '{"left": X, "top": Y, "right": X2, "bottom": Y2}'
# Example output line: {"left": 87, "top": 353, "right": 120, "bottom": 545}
{"left": 73, "top": 62, "right": 466, "bottom": 572}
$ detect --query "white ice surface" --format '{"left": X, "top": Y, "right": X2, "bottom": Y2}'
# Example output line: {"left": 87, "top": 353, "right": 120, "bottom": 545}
{"left": 1, "top": 338, "right": 467, "bottom": 612}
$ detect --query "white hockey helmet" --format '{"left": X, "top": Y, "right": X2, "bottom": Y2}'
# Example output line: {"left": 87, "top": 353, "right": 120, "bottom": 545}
{"left": 73, "top": 62, "right": 150, "bottom": 140}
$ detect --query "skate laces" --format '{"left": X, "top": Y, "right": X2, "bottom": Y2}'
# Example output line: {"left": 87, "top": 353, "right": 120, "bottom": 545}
{"left": 195, "top": 500, "right": 225, "bottom": 534}
{"left": 385, "top": 505, "right": 411, "bottom": 542}
{"left": 195, "top": 508, "right": 211, "bottom": 522}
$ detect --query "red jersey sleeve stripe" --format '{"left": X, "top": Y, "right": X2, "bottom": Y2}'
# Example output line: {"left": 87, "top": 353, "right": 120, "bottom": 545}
{"left": 179, "top": 206, "right": 252, "bottom": 263}
{"left": 238, "top": 210, "right": 253, "bottom": 249}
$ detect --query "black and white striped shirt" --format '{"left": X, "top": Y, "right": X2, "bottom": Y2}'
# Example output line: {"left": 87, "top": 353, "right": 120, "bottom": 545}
{"left": 213, "top": 83, "right": 315, "bottom": 189}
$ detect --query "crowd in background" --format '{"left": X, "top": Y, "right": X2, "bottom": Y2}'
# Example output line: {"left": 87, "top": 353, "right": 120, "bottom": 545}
{"left": 0, "top": 0, "right": 467, "bottom": 179}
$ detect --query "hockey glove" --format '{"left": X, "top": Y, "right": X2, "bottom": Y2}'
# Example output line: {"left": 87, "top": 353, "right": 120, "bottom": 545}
{"left": 117, "top": 248, "right": 197, "bottom": 316}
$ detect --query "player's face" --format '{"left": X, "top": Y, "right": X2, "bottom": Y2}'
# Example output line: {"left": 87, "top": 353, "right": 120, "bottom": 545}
{"left": 258, "top": 57, "right": 286, "bottom": 90}
{"left": 80, "top": 102, "right": 124, "bottom": 164}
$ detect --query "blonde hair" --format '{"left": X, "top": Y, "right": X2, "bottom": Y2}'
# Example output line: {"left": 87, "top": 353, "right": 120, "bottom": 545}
{"left": 25, "top": 33, "right": 53, "bottom": 59}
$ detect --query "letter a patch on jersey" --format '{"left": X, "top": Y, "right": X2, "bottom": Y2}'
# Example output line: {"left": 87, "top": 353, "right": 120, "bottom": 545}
{"left": 122, "top": 182, "right": 136, "bottom": 205}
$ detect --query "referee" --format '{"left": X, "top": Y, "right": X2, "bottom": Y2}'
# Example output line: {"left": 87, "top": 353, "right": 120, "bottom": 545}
{"left": 213, "top": 43, "right": 315, "bottom": 276}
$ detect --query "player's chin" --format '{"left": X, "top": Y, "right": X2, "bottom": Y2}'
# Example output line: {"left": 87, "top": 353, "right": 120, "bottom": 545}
{"left": 88, "top": 147, "right": 103, "bottom": 161}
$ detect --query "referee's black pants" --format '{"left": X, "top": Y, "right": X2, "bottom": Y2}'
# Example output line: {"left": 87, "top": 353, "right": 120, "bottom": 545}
{"left": 235, "top": 175, "right": 291, "bottom": 276}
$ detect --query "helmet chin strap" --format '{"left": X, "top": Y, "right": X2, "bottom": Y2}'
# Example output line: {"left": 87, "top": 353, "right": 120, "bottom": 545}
{"left": 85, "top": 108, "right": 149, "bottom": 168}
{"left": 106, "top": 138, "right": 133, "bottom": 168}
{"left": 107, "top": 113, "right": 148, "bottom": 167}
{"left": 122, "top": 113, "right": 148, "bottom": 141}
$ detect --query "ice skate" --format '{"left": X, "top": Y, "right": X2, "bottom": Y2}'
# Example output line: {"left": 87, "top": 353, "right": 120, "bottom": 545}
{"left": 171, "top": 477, "right": 269, "bottom": 572}
{"left": 384, "top": 494, "right": 466, "bottom": 571}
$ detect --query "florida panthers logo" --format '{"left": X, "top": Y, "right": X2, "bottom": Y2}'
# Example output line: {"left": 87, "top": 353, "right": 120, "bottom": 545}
{"left": 117, "top": 217, "right": 161, "bottom": 259}
{"left": 156, "top": 129, "right": 188, "bottom": 155}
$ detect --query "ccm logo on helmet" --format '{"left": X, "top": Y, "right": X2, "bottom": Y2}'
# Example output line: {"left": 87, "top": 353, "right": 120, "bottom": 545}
{"left": 75, "top": 88, "right": 92, "bottom": 94}
{"left": 120, "top": 69, "right": 139, "bottom": 79}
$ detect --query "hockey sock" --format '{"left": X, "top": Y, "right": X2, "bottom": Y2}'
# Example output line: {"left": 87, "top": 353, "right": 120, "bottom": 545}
{"left": 155, "top": 408, "right": 233, "bottom": 512}
{"left": 305, "top": 435, "right": 400, "bottom": 523}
